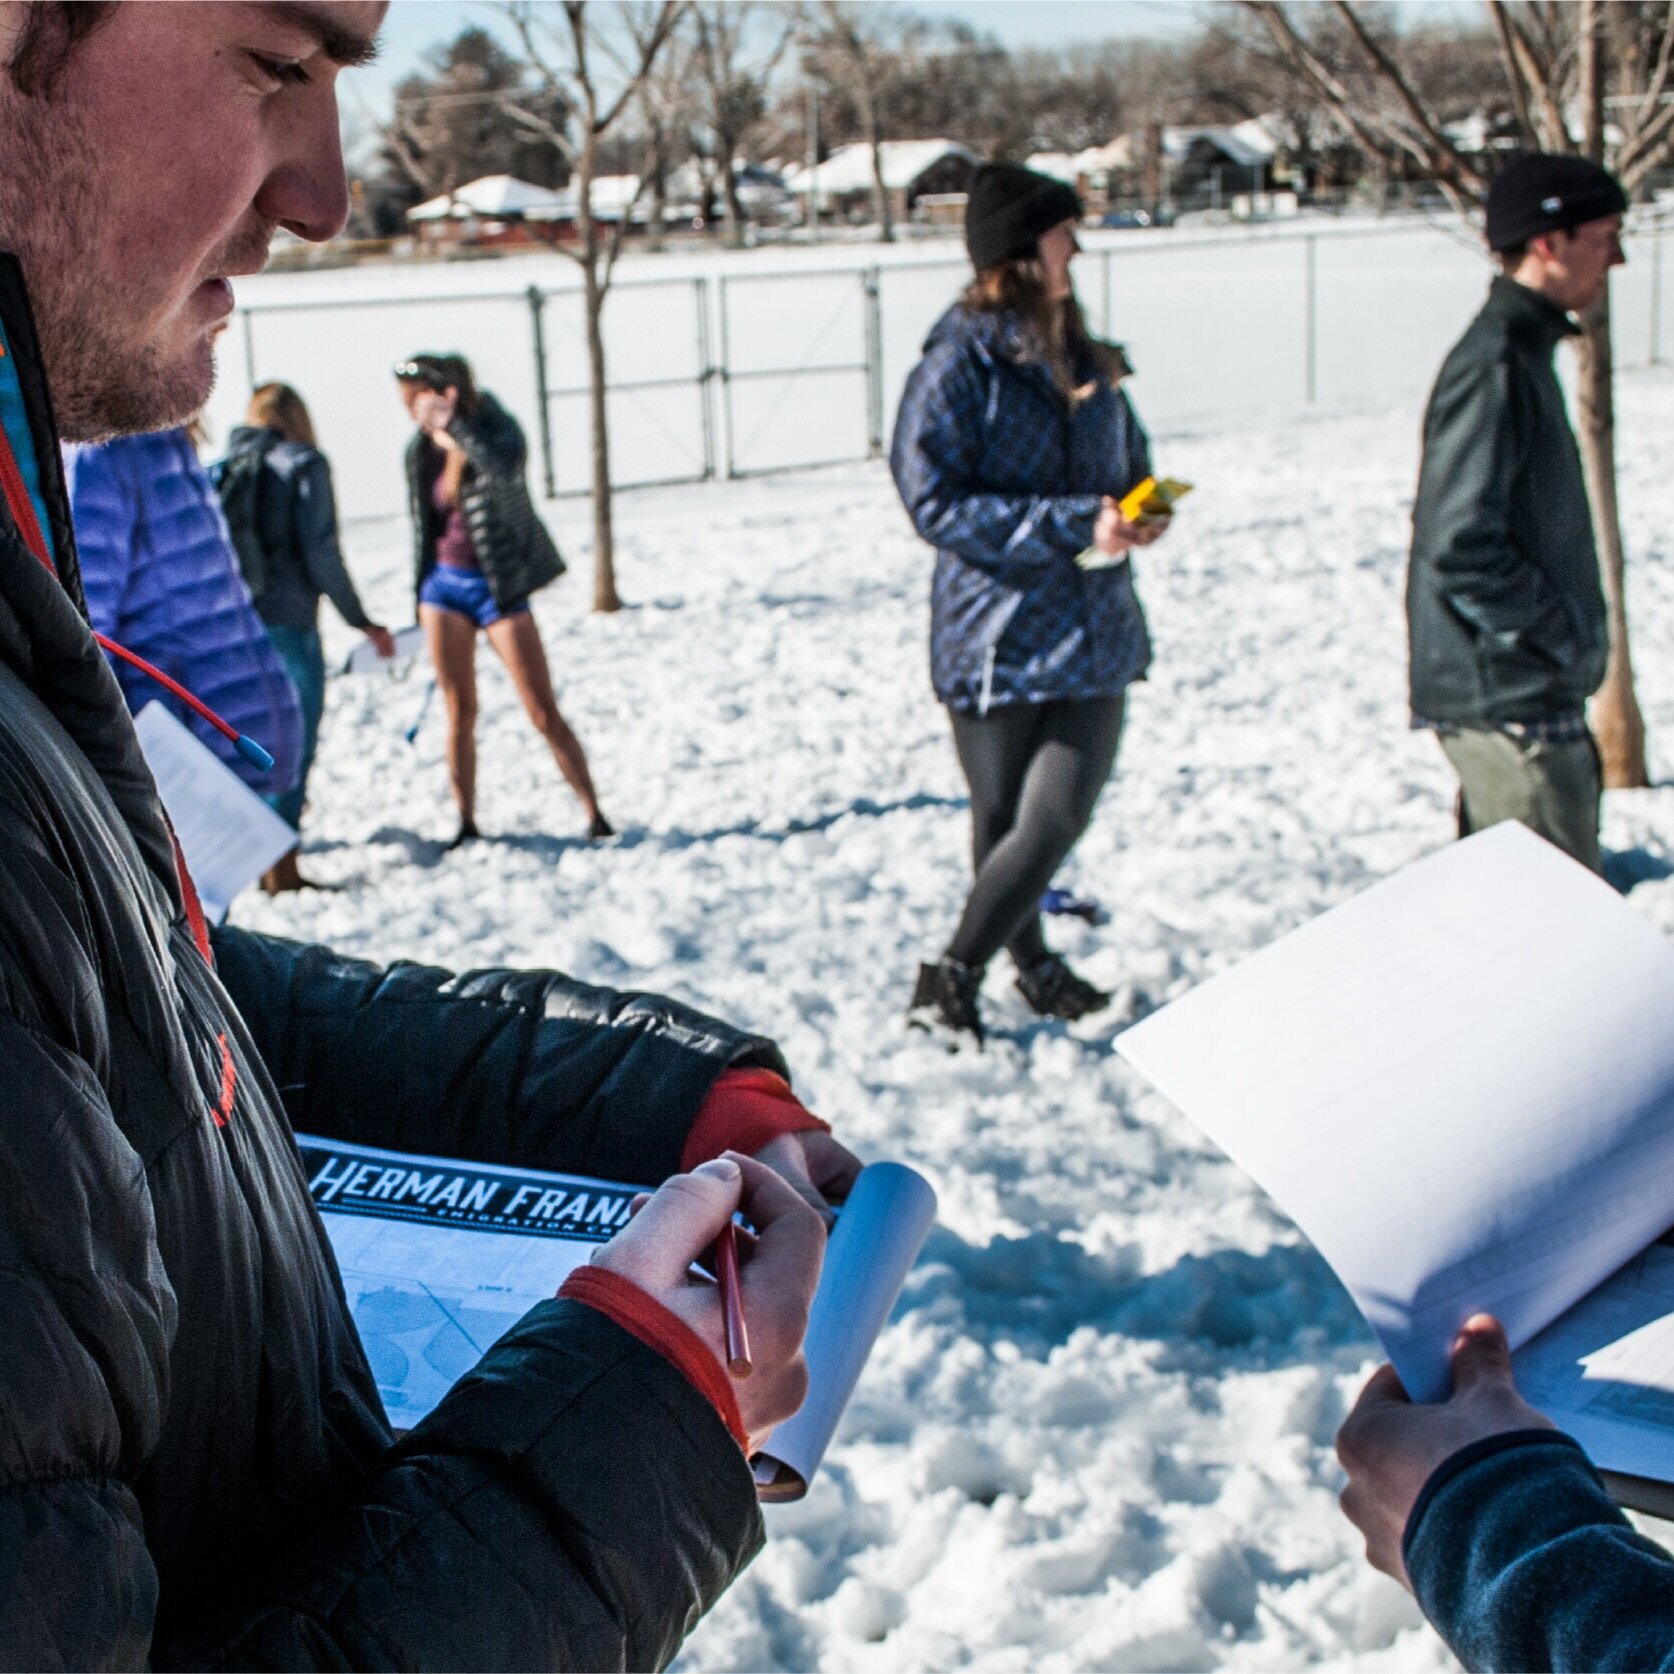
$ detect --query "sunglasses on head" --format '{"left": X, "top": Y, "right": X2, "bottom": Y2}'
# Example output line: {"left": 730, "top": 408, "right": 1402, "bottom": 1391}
{"left": 393, "top": 360, "right": 449, "bottom": 390}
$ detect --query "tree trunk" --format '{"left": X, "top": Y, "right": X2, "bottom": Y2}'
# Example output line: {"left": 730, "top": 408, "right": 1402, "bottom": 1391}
{"left": 856, "top": 81, "right": 893, "bottom": 243}
{"left": 644, "top": 121, "right": 667, "bottom": 254}
{"left": 868, "top": 136, "right": 894, "bottom": 242}
{"left": 1572, "top": 0, "right": 1646, "bottom": 786}
{"left": 583, "top": 260, "right": 620, "bottom": 613}
{"left": 720, "top": 141, "right": 745, "bottom": 247}
{"left": 1574, "top": 288, "right": 1647, "bottom": 786}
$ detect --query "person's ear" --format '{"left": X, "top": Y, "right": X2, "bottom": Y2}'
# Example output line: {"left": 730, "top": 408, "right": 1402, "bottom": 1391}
{"left": 443, "top": 386, "right": 460, "bottom": 403}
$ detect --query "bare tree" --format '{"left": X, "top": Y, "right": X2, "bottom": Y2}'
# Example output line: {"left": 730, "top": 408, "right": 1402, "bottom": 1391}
{"left": 804, "top": 1, "right": 896, "bottom": 241}
{"left": 690, "top": 3, "right": 794, "bottom": 245}
{"left": 634, "top": 10, "right": 699, "bottom": 253}
{"left": 380, "top": 26, "right": 571, "bottom": 207}
{"left": 500, "top": 0, "right": 685, "bottom": 612}
{"left": 1244, "top": 0, "right": 1674, "bottom": 786}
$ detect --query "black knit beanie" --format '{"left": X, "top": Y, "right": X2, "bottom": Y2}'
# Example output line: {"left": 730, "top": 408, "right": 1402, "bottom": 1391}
{"left": 1485, "top": 152, "right": 1627, "bottom": 252}
{"left": 965, "top": 162, "right": 1083, "bottom": 270}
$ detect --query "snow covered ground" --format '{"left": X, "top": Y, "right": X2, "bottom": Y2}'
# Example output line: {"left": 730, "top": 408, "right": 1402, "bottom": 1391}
{"left": 231, "top": 364, "right": 1674, "bottom": 1671}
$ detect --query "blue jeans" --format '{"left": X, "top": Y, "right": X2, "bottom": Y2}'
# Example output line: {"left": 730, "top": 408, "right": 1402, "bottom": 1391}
{"left": 264, "top": 624, "right": 324, "bottom": 832}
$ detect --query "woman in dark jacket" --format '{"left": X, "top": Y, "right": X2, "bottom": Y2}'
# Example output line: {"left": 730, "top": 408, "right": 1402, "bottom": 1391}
{"left": 396, "top": 352, "right": 611, "bottom": 847}
{"left": 890, "top": 164, "right": 1169, "bottom": 1046}
{"left": 217, "top": 383, "right": 395, "bottom": 892}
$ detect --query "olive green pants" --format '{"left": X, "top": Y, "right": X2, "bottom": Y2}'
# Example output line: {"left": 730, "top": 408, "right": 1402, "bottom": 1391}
{"left": 1439, "top": 726, "right": 1602, "bottom": 874}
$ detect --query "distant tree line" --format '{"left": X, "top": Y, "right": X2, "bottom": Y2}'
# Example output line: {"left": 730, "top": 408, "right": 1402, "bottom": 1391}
{"left": 361, "top": 3, "right": 1642, "bottom": 240}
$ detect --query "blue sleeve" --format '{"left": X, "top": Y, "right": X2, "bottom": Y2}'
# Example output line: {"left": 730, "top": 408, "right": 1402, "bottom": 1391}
{"left": 189, "top": 586, "right": 303, "bottom": 796}
{"left": 292, "top": 456, "right": 371, "bottom": 631}
{"left": 1405, "top": 1431, "right": 1674, "bottom": 1670}
{"left": 889, "top": 343, "right": 1101, "bottom": 580}
{"left": 63, "top": 443, "right": 138, "bottom": 642}
{"left": 155, "top": 461, "right": 302, "bottom": 796}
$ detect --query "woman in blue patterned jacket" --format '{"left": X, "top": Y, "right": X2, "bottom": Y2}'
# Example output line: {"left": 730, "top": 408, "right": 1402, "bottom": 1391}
{"left": 891, "top": 163, "right": 1169, "bottom": 1046}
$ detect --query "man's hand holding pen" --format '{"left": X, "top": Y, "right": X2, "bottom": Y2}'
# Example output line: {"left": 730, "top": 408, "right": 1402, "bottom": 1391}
{"left": 590, "top": 1153, "right": 825, "bottom": 1454}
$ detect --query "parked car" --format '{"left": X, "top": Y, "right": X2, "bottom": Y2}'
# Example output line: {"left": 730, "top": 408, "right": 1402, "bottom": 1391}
{"left": 1099, "top": 209, "right": 1155, "bottom": 229}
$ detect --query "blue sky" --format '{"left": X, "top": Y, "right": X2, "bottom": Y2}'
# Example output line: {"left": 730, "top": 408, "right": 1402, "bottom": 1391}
{"left": 352, "top": 1, "right": 1209, "bottom": 116}
{"left": 349, "top": 0, "right": 1479, "bottom": 127}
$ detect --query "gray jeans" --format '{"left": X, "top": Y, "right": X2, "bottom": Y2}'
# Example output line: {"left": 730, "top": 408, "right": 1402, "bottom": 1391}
{"left": 1439, "top": 727, "right": 1602, "bottom": 874}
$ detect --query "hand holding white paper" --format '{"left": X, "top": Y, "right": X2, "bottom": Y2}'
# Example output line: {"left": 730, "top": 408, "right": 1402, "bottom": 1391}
{"left": 134, "top": 702, "right": 297, "bottom": 919}
{"left": 341, "top": 624, "right": 426, "bottom": 675}
{"left": 753, "top": 1161, "right": 937, "bottom": 1502}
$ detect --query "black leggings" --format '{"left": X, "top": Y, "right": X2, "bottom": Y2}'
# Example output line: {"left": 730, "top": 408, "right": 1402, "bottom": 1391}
{"left": 944, "top": 695, "right": 1125, "bottom": 971}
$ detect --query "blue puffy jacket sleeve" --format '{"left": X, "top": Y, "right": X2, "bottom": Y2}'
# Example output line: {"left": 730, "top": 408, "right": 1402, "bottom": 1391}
{"left": 65, "top": 431, "right": 302, "bottom": 796}
{"left": 891, "top": 336, "right": 1102, "bottom": 582}
{"left": 1405, "top": 1431, "right": 1674, "bottom": 1670}
{"left": 61, "top": 437, "right": 137, "bottom": 641}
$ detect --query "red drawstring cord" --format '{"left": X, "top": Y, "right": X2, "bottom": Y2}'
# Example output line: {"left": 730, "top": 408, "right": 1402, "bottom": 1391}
{"left": 90, "top": 632, "right": 273, "bottom": 772}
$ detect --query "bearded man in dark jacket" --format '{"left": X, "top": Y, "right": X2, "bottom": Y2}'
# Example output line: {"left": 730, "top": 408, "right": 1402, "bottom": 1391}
{"left": 0, "top": 5, "right": 854, "bottom": 1669}
{"left": 1406, "top": 152, "right": 1625, "bottom": 873}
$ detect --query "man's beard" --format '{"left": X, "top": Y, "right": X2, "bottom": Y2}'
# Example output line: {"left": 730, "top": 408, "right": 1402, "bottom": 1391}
{"left": 0, "top": 82, "right": 215, "bottom": 442}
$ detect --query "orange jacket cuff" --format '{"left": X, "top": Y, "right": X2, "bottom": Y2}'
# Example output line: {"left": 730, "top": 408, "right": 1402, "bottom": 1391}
{"left": 680, "top": 1065, "right": 829, "bottom": 1174}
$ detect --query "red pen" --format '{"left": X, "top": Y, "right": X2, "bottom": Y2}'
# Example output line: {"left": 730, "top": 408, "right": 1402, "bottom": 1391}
{"left": 716, "top": 1220, "right": 752, "bottom": 1378}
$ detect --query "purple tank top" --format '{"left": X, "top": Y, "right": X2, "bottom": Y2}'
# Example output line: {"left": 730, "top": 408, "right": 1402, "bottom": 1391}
{"left": 431, "top": 471, "right": 479, "bottom": 571}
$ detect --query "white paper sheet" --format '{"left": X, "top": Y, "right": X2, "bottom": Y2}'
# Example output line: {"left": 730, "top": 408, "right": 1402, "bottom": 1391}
{"left": 341, "top": 624, "right": 425, "bottom": 675}
{"left": 1512, "top": 1242, "right": 1674, "bottom": 1480}
{"left": 1116, "top": 824, "right": 1674, "bottom": 1405}
{"left": 134, "top": 701, "right": 297, "bottom": 920}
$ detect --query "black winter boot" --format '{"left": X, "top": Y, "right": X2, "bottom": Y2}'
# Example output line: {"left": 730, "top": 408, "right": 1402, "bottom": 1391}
{"left": 1015, "top": 953, "right": 1110, "bottom": 1021}
{"left": 907, "top": 957, "right": 985, "bottom": 1047}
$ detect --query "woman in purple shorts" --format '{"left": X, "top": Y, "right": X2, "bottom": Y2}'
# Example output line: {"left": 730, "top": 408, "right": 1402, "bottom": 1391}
{"left": 396, "top": 353, "right": 611, "bottom": 847}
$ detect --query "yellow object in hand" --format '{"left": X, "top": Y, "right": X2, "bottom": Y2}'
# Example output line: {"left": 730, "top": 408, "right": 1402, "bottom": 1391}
{"left": 1117, "top": 476, "right": 1194, "bottom": 523}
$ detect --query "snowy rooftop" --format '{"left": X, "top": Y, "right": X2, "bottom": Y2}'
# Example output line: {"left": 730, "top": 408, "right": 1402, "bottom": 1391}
{"left": 406, "top": 174, "right": 568, "bottom": 222}
{"left": 785, "top": 139, "right": 978, "bottom": 197}
{"left": 1164, "top": 122, "right": 1280, "bottom": 167}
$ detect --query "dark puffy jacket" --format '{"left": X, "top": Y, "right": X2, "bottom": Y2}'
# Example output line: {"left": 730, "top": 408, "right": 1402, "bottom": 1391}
{"left": 217, "top": 424, "right": 374, "bottom": 633}
{"left": 890, "top": 303, "right": 1153, "bottom": 714}
{"left": 0, "top": 254, "right": 773, "bottom": 1670}
{"left": 63, "top": 428, "right": 304, "bottom": 794}
{"left": 405, "top": 393, "right": 564, "bottom": 611}
{"left": 1406, "top": 1431, "right": 1674, "bottom": 1669}
{"left": 1408, "top": 276, "right": 1608, "bottom": 727}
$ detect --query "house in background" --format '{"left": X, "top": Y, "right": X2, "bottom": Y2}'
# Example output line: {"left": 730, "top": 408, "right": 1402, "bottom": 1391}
{"left": 785, "top": 139, "right": 978, "bottom": 226}
{"left": 1162, "top": 122, "right": 1279, "bottom": 210}
{"left": 406, "top": 174, "right": 570, "bottom": 248}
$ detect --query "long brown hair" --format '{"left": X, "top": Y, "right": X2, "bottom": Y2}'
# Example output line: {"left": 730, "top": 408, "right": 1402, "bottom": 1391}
{"left": 248, "top": 382, "right": 317, "bottom": 448}
{"left": 963, "top": 258, "right": 1122, "bottom": 404}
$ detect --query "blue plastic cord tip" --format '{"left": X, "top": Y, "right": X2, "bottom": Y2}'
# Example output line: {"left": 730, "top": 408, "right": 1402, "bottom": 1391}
{"left": 235, "top": 735, "right": 276, "bottom": 772}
